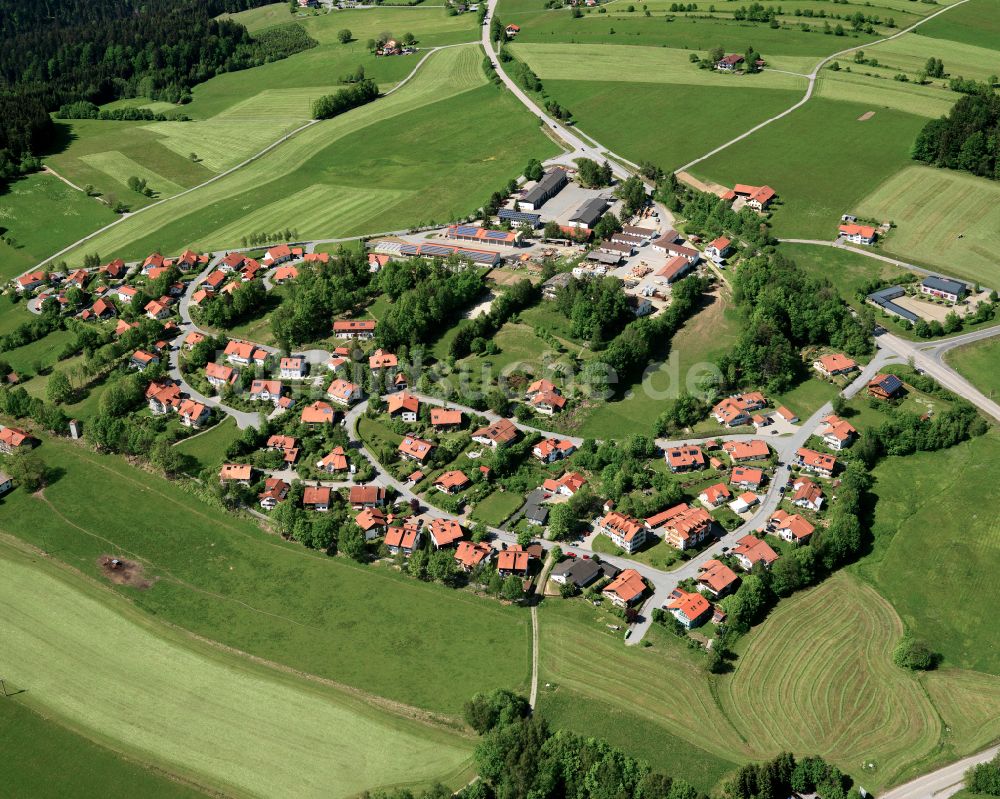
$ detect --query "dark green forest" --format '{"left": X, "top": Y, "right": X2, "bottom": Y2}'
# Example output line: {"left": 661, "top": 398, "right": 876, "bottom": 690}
{"left": 912, "top": 91, "right": 1000, "bottom": 181}
{"left": 0, "top": 0, "right": 315, "bottom": 186}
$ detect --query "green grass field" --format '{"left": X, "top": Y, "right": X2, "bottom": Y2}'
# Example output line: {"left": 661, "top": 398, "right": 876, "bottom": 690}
{"left": 860, "top": 29, "right": 1000, "bottom": 83}
{"left": 173, "top": 417, "right": 242, "bottom": 473}
{"left": 694, "top": 98, "right": 926, "bottom": 239}
{"left": 814, "top": 69, "right": 958, "bottom": 119}
{"left": 780, "top": 242, "right": 906, "bottom": 300}
{"left": 856, "top": 429, "right": 1000, "bottom": 675}
{"left": 57, "top": 46, "right": 557, "bottom": 264}
{"left": 944, "top": 337, "right": 1000, "bottom": 401}
{"left": 854, "top": 165, "right": 1000, "bottom": 288}
{"left": 0, "top": 172, "right": 118, "bottom": 279}
{"left": 0, "top": 541, "right": 473, "bottom": 798}
{"left": 0, "top": 693, "right": 206, "bottom": 799}
{"left": 470, "top": 490, "right": 524, "bottom": 526}
{"left": 0, "top": 435, "right": 531, "bottom": 714}
{"left": 915, "top": 0, "right": 1000, "bottom": 50}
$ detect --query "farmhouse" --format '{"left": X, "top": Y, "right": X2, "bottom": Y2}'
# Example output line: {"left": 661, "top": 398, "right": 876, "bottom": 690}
{"left": 602, "top": 568, "right": 646, "bottom": 608}
{"left": 838, "top": 223, "right": 877, "bottom": 245}
{"left": 279, "top": 357, "right": 306, "bottom": 379}
{"left": 428, "top": 518, "right": 464, "bottom": 549}
{"left": 301, "top": 400, "right": 337, "bottom": 424}
{"left": 732, "top": 534, "right": 778, "bottom": 571}
{"left": 385, "top": 520, "right": 422, "bottom": 555}
{"left": 258, "top": 478, "right": 290, "bottom": 510}
{"left": 333, "top": 319, "right": 377, "bottom": 339}
{"left": 356, "top": 508, "right": 388, "bottom": 539}
{"left": 705, "top": 236, "right": 732, "bottom": 262}
{"left": 795, "top": 447, "right": 837, "bottom": 478}
{"left": 326, "top": 378, "right": 362, "bottom": 407}
{"left": 398, "top": 436, "right": 435, "bottom": 463}
{"left": 698, "top": 483, "right": 731, "bottom": 508}
{"left": 769, "top": 510, "right": 815, "bottom": 544}
{"left": 697, "top": 559, "right": 739, "bottom": 597}
{"left": 868, "top": 373, "right": 904, "bottom": 400}
{"left": 814, "top": 353, "right": 858, "bottom": 377}
{"left": 505, "top": 23, "right": 520, "bottom": 35}
{"left": 541, "top": 471, "right": 587, "bottom": 497}
{"left": 723, "top": 439, "right": 769, "bottom": 462}
{"left": 445, "top": 225, "right": 519, "bottom": 247}
{"left": 666, "top": 588, "right": 711, "bottom": 629}
{"left": 533, "top": 437, "right": 576, "bottom": 463}
{"left": 317, "top": 446, "right": 349, "bottom": 473}
{"left": 219, "top": 463, "right": 253, "bottom": 485}
{"left": 0, "top": 426, "right": 35, "bottom": 454}
{"left": 920, "top": 275, "right": 968, "bottom": 303}
{"left": 434, "top": 470, "right": 470, "bottom": 494}
{"left": 819, "top": 414, "right": 857, "bottom": 450}
{"left": 791, "top": 477, "right": 824, "bottom": 511}
{"left": 454, "top": 540, "right": 494, "bottom": 571}
{"left": 646, "top": 503, "right": 713, "bottom": 551}
{"left": 568, "top": 198, "right": 609, "bottom": 231}
{"left": 733, "top": 184, "right": 776, "bottom": 211}
{"left": 206, "top": 362, "right": 238, "bottom": 388}
{"left": 430, "top": 408, "right": 463, "bottom": 429}
{"left": 303, "top": 485, "right": 333, "bottom": 512}
{"left": 598, "top": 511, "right": 647, "bottom": 554}
{"left": 731, "top": 466, "right": 765, "bottom": 491}
{"left": 472, "top": 418, "right": 519, "bottom": 448}
{"left": 15, "top": 270, "right": 48, "bottom": 293}
{"left": 716, "top": 53, "right": 744, "bottom": 71}
{"left": 349, "top": 485, "right": 386, "bottom": 509}
{"left": 387, "top": 391, "right": 419, "bottom": 422}
{"left": 519, "top": 168, "right": 568, "bottom": 211}
{"left": 665, "top": 444, "right": 706, "bottom": 472}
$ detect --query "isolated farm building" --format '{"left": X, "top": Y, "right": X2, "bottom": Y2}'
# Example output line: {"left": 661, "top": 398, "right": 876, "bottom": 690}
{"left": 349, "top": 485, "right": 386, "bottom": 509}
{"left": 664, "top": 444, "right": 705, "bottom": 472}
{"left": 385, "top": 520, "right": 422, "bottom": 555}
{"left": 819, "top": 415, "right": 857, "bottom": 450}
{"left": 716, "top": 53, "right": 744, "bottom": 71}
{"left": 258, "top": 478, "right": 290, "bottom": 510}
{"left": 249, "top": 380, "right": 284, "bottom": 404}
{"left": 550, "top": 557, "right": 602, "bottom": 589}
{"left": 326, "top": 378, "right": 362, "bottom": 407}
{"left": 705, "top": 237, "right": 732, "bottom": 262}
{"left": 723, "top": 439, "right": 769, "bottom": 462}
{"left": 398, "top": 436, "right": 435, "bottom": 463}
{"left": 838, "top": 223, "right": 877, "bottom": 245}
{"left": 647, "top": 503, "right": 713, "bottom": 551}
{"left": 533, "top": 437, "right": 576, "bottom": 463}
{"left": 791, "top": 478, "right": 824, "bottom": 511}
{"left": 279, "top": 356, "right": 306, "bottom": 380}
{"left": 317, "top": 447, "right": 349, "bottom": 474}
{"left": 795, "top": 447, "right": 837, "bottom": 478}
{"left": 518, "top": 168, "right": 568, "bottom": 211}
{"left": 397, "top": 241, "right": 501, "bottom": 266}
{"left": 920, "top": 275, "right": 968, "bottom": 303}
{"left": 220, "top": 463, "right": 253, "bottom": 485}
{"left": 333, "top": 319, "right": 377, "bottom": 339}
{"left": 356, "top": 508, "right": 388, "bottom": 539}
{"left": 129, "top": 349, "right": 160, "bottom": 371}
{"left": 472, "top": 418, "right": 519, "bottom": 448}
{"left": 445, "top": 225, "right": 519, "bottom": 247}
{"left": 698, "top": 483, "right": 731, "bottom": 507}
{"left": 205, "top": 362, "right": 238, "bottom": 388}
{"left": 868, "top": 372, "right": 905, "bottom": 400}
{"left": 387, "top": 391, "right": 419, "bottom": 422}
{"left": 567, "top": 198, "right": 609, "bottom": 231}
{"left": 301, "top": 400, "right": 337, "bottom": 424}
{"left": 541, "top": 471, "right": 586, "bottom": 497}
{"left": 505, "top": 23, "right": 520, "bottom": 35}
{"left": 666, "top": 588, "right": 711, "bottom": 629}
{"left": 428, "top": 518, "right": 465, "bottom": 549}
{"left": 178, "top": 399, "right": 210, "bottom": 428}
{"left": 732, "top": 184, "right": 776, "bottom": 211}
{"left": 434, "top": 470, "right": 470, "bottom": 494}
{"left": 431, "top": 408, "right": 463, "bottom": 429}
{"left": 730, "top": 466, "right": 765, "bottom": 491}
{"left": 454, "top": 540, "right": 494, "bottom": 571}
{"left": 769, "top": 510, "right": 815, "bottom": 544}
{"left": 598, "top": 511, "right": 647, "bottom": 554}
{"left": 732, "top": 534, "right": 778, "bottom": 571}
{"left": 0, "top": 426, "right": 35, "bottom": 454}
{"left": 813, "top": 353, "right": 858, "bottom": 377}
{"left": 697, "top": 559, "right": 739, "bottom": 597}
{"left": 602, "top": 568, "right": 646, "bottom": 608}
{"left": 303, "top": 485, "right": 333, "bottom": 512}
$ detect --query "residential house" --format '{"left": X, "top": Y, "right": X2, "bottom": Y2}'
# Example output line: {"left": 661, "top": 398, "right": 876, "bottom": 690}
{"left": 369, "top": 349, "right": 398, "bottom": 373}
{"left": 838, "top": 223, "right": 877, "bottom": 245}
{"left": 303, "top": 252, "right": 330, "bottom": 265}
{"left": 202, "top": 270, "right": 227, "bottom": 293}
{"left": 712, "top": 392, "right": 767, "bottom": 426}
{"left": 723, "top": 439, "right": 770, "bottom": 462}
{"left": 356, "top": 508, "right": 388, "bottom": 540}
{"left": 698, "top": 483, "right": 731, "bottom": 508}
{"left": 705, "top": 236, "right": 732, "bottom": 262}
{"left": 258, "top": 478, "right": 290, "bottom": 510}
{"left": 224, "top": 340, "right": 269, "bottom": 367}
{"left": 249, "top": 380, "right": 284, "bottom": 404}
{"left": 100, "top": 259, "right": 128, "bottom": 280}
{"left": 666, "top": 588, "right": 712, "bottom": 629}
{"left": 303, "top": 485, "right": 333, "bottom": 512}
{"left": 0, "top": 471, "right": 12, "bottom": 495}
{"left": 775, "top": 406, "right": 799, "bottom": 424}
{"left": 697, "top": 559, "right": 739, "bottom": 598}
{"left": 129, "top": 350, "right": 159, "bottom": 371}
{"left": 428, "top": 518, "right": 464, "bottom": 549}
{"left": 769, "top": 510, "right": 815, "bottom": 544}
{"left": 116, "top": 285, "right": 138, "bottom": 305}
{"left": 732, "top": 534, "right": 779, "bottom": 571}
{"left": 279, "top": 356, "right": 306, "bottom": 380}
{"left": 819, "top": 414, "right": 857, "bottom": 450}
{"left": 266, "top": 434, "right": 299, "bottom": 464}
{"left": 920, "top": 275, "right": 968, "bottom": 303}
{"left": 262, "top": 244, "right": 302, "bottom": 266}
{"left": 541, "top": 471, "right": 586, "bottom": 497}
{"left": 178, "top": 399, "right": 210, "bottom": 428}
{"left": 791, "top": 477, "right": 824, "bottom": 511}
{"left": 647, "top": 503, "right": 713, "bottom": 551}
{"left": 730, "top": 466, "right": 765, "bottom": 491}
{"left": 349, "top": 485, "right": 386, "bottom": 509}
{"left": 326, "top": 378, "right": 362, "bottom": 407}
{"left": 387, "top": 391, "right": 419, "bottom": 422}
{"left": 813, "top": 353, "right": 858, "bottom": 377}
{"left": 454, "top": 540, "right": 494, "bottom": 571}
{"left": 146, "top": 381, "right": 181, "bottom": 415}
{"left": 81, "top": 298, "right": 116, "bottom": 322}
{"left": 398, "top": 436, "right": 435, "bottom": 463}
{"left": 183, "top": 331, "right": 205, "bottom": 350}
{"left": 497, "top": 548, "right": 532, "bottom": 577}
{"left": 532, "top": 437, "right": 576, "bottom": 463}
{"left": 141, "top": 252, "right": 166, "bottom": 274}
{"left": 219, "top": 463, "right": 253, "bottom": 485}
{"left": 15, "top": 270, "right": 48, "bottom": 293}
{"left": 550, "top": 557, "right": 602, "bottom": 589}
{"left": 868, "top": 373, "right": 904, "bottom": 400}
{"left": 333, "top": 319, "right": 377, "bottom": 339}
{"left": 795, "top": 447, "right": 837, "bottom": 478}
{"left": 273, "top": 266, "right": 299, "bottom": 284}
{"left": 218, "top": 252, "right": 246, "bottom": 273}
{"left": 385, "top": 520, "right": 422, "bottom": 555}
{"left": 664, "top": 444, "right": 705, "bottom": 472}
{"left": 530, "top": 389, "right": 567, "bottom": 415}
{"left": 431, "top": 408, "right": 463, "bottom": 430}
{"left": 301, "top": 400, "right": 337, "bottom": 424}
{"left": 472, "top": 418, "right": 519, "bottom": 448}
{"left": 602, "top": 568, "right": 646, "bottom": 608}
{"left": 317, "top": 447, "right": 349, "bottom": 474}
{"left": 598, "top": 511, "right": 647, "bottom": 554}
{"left": 205, "top": 362, "right": 238, "bottom": 388}
{"left": 0, "top": 426, "right": 35, "bottom": 454}
{"left": 144, "top": 297, "right": 172, "bottom": 320}
{"left": 434, "top": 470, "right": 470, "bottom": 494}
{"left": 730, "top": 491, "right": 760, "bottom": 514}
{"left": 716, "top": 53, "right": 744, "bottom": 71}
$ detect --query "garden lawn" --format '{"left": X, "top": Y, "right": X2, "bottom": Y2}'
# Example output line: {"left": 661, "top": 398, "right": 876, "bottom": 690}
{"left": 0, "top": 691, "right": 206, "bottom": 799}
{"left": 693, "top": 98, "right": 925, "bottom": 239}
{"left": 770, "top": 373, "right": 839, "bottom": 419}
{"left": 0, "top": 173, "right": 117, "bottom": 280}
{"left": 0, "top": 542, "right": 473, "bottom": 799}
{"left": 173, "top": 417, "right": 243, "bottom": 473}
{"left": 0, "top": 435, "right": 532, "bottom": 714}
{"left": 944, "top": 337, "right": 1000, "bottom": 401}
{"left": 853, "top": 165, "right": 1000, "bottom": 288}
{"left": 58, "top": 46, "right": 557, "bottom": 263}
{"left": 855, "top": 429, "right": 1000, "bottom": 675}
{"left": 471, "top": 490, "right": 524, "bottom": 526}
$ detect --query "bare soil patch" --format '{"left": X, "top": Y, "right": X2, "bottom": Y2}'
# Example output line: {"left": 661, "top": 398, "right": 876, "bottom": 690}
{"left": 677, "top": 171, "right": 728, "bottom": 195}
{"left": 858, "top": 111, "right": 875, "bottom": 121}
{"left": 97, "top": 555, "right": 155, "bottom": 590}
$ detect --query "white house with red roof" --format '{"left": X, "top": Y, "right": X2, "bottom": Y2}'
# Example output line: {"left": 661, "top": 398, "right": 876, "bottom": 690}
{"left": 279, "top": 356, "right": 306, "bottom": 380}
{"left": 705, "top": 236, "right": 732, "bottom": 262}
{"left": 733, "top": 534, "right": 778, "bottom": 571}
{"left": 795, "top": 447, "right": 837, "bottom": 478}
{"left": 179, "top": 398, "right": 211, "bottom": 428}
{"left": 532, "top": 437, "right": 576, "bottom": 463}
{"left": 206, "top": 361, "right": 238, "bottom": 388}
{"left": 819, "top": 414, "right": 857, "bottom": 450}
{"left": 326, "top": 378, "right": 362, "bottom": 407}
{"left": 666, "top": 588, "right": 712, "bottom": 628}
{"left": 813, "top": 353, "right": 858, "bottom": 377}
{"left": 664, "top": 444, "right": 705, "bottom": 472}
{"left": 791, "top": 477, "right": 824, "bottom": 511}
{"left": 838, "top": 223, "right": 877, "bottom": 245}
{"left": 333, "top": 319, "right": 376, "bottom": 339}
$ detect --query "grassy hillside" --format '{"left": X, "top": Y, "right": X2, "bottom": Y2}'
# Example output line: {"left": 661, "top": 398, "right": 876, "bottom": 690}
{"left": 0, "top": 435, "right": 532, "bottom": 714}
{"left": 0, "top": 541, "right": 473, "bottom": 798}
{"left": 915, "top": 0, "right": 1000, "bottom": 49}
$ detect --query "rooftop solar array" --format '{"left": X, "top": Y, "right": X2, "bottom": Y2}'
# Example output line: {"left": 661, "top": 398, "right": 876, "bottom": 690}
{"left": 399, "top": 242, "right": 500, "bottom": 265}
{"left": 499, "top": 208, "right": 541, "bottom": 225}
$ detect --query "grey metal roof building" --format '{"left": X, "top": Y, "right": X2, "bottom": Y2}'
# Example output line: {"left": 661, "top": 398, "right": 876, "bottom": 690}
{"left": 921, "top": 275, "right": 968, "bottom": 298}
{"left": 867, "top": 285, "right": 918, "bottom": 323}
{"left": 569, "top": 198, "right": 609, "bottom": 230}
{"left": 519, "top": 169, "right": 568, "bottom": 210}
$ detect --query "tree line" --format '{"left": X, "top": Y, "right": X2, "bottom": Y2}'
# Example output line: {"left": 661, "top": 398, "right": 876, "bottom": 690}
{"left": 912, "top": 91, "right": 1000, "bottom": 181}
{"left": 312, "top": 78, "right": 379, "bottom": 119}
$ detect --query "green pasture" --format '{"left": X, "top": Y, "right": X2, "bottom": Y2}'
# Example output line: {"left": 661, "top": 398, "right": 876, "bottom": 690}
{"left": 915, "top": 0, "right": 1000, "bottom": 50}
{"left": 862, "top": 30, "right": 1000, "bottom": 82}
{"left": 0, "top": 543, "right": 473, "bottom": 799}
{"left": 854, "top": 165, "right": 1000, "bottom": 288}
{"left": 0, "top": 435, "right": 532, "bottom": 714}
{"left": 694, "top": 97, "right": 925, "bottom": 239}
{"left": 945, "top": 337, "right": 1000, "bottom": 400}
{"left": 815, "top": 69, "right": 957, "bottom": 118}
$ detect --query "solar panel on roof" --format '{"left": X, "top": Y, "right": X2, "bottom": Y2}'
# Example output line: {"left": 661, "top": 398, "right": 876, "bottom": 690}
{"left": 485, "top": 230, "right": 509, "bottom": 239}
{"left": 455, "top": 226, "right": 480, "bottom": 236}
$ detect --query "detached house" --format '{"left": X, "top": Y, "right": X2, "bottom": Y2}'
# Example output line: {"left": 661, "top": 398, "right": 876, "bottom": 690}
{"left": 455, "top": 540, "right": 494, "bottom": 571}
{"left": 532, "top": 437, "right": 576, "bottom": 463}
{"left": 0, "top": 426, "right": 35, "bottom": 454}
{"left": 249, "top": 380, "right": 284, "bottom": 404}
{"left": 258, "top": 478, "right": 290, "bottom": 510}
{"left": 666, "top": 588, "right": 711, "bottom": 629}
{"left": 819, "top": 415, "right": 857, "bottom": 450}
{"left": 206, "top": 362, "right": 238, "bottom": 388}
{"left": 697, "top": 560, "right": 739, "bottom": 598}
{"left": 279, "top": 357, "right": 306, "bottom": 380}
{"left": 730, "top": 466, "right": 765, "bottom": 491}
{"left": 541, "top": 471, "right": 586, "bottom": 497}
{"left": 723, "top": 439, "right": 769, "bottom": 463}
{"left": 387, "top": 391, "right": 419, "bottom": 422}
{"left": 398, "top": 436, "right": 435, "bottom": 463}
{"left": 16, "top": 270, "right": 48, "bottom": 293}
{"left": 326, "top": 378, "right": 362, "bottom": 407}
{"left": 791, "top": 477, "right": 824, "bottom": 511}
{"left": 303, "top": 485, "right": 333, "bottom": 512}
{"left": 664, "top": 444, "right": 705, "bottom": 472}
{"left": 838, "top": 223, "right": 877, "bottom": 245}
{"left": 301, "top": 400, "right": 336, "bottom": 424}
{"left": 795, "top": 447, "right": 837, "bottom": 478}
{"left": 813, "top": 353, "right": 858, "bottom": 377}
{"left": 769, "top": 510, "right": 815, "bottom": 544}
{"left": 868, "top": 373, "right": 904, "bottom": 400}
{"left": 333, "top": 319, "right": 376, "bottom": 340}
{"left": 434, "top": 470, "right": 470, "bottom": 494}
{"left": 385, "top": 520, "right": 422, "bottom": 555}
{"left": 178, "top": 399, "right": 210, "bottom": 428}
{"left": 431, "top": 408, "right": 463, "bottom": 430}
{"left": 219, "top": 463, "right": 253, "bottom": 485}
{"left": 368, "top": 349, "right": 397, "bottom": 373}
{"left": 356, "top": 508, "right": 388, "bottom": 539}
{"left": 698, "top": 483, "right": 731, "bottom": 508}
{"left": 646, "top": 503, "right": 713, "bottom": 551}
{"left": 147, "top": 381, "right": 181, "bottom": 415}
{"left": 497, "top": 548, "right": 532, "bottom": 578}
{"left": 428, "top": 518, "right": 464, "bottom": 549}
{"left": 602, "top": 568, "right": 646, "bottom": 608}
{"left": 712, "top": 392, "right": 766, "bottom": 426}
{"left": 349, "top": 485, "right": 386, "bottom": 509}
{"left": 317, "top": 447, "right": 349, "bottom": 474}
{"left": 130, "top": 350, "right": 159, "bottom": 371}
{"left": 732, "top": 534, "right": 778, "bottom": 571}
{"left": 472, "top": 418, "right": 519, "bottom": 449}
{"left": 705, "top": 236, "right": 732, "bottom": 262}
{"left": 716, "top": 53, "right": 744, "bottom": 71}
{"left": 224, "top": 340, "right": 269, "bottom": 367}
